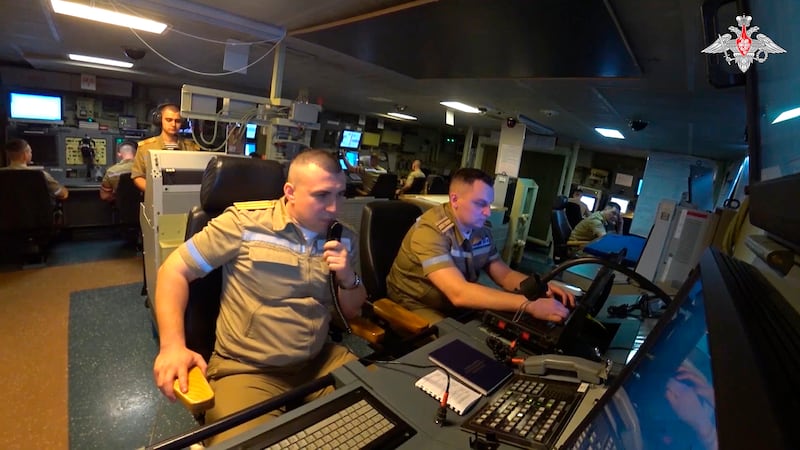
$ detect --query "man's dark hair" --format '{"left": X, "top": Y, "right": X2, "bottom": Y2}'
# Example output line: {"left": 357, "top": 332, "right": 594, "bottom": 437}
{"left": 606, "top": 202, "right": 621, "bottom": 212}
{"left": 5, "top": 138, "right": 29, "bottom": 154}
{"left": 451, "top": 167, "right": 493, "bottom": 188}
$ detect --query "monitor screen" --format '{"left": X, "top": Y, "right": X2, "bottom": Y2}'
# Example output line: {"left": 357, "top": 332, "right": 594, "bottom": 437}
{"left": 563, "top": 269, "right": 716, "bottom": 449}
{"left": 245, "top": 142, "right": 256, "bottom": 155}
{"left": 345, "top": 150, "right": 359, "bottom": 168}
{"left": 246, "top": 123, "right": 257, "bottom": 140}
{"left": 338, "top": 158, "right": 348, "bottom": 171}
{"left": 9, "top": 92, "right": 64, "bottom": 124}
{"left": 21, "top": 134, "right": 60, "bottom": 167}
{"left": 636, "top": 178, "right": 643, "bottom": 196}
{"left": 579, "top": 195, "right": 596, "bottom": 212}
{"left": 339, "top": 130, "right": 362, "bottom": 149}
{"left": 609, "top": 196, "right": 630, "bottom": 214}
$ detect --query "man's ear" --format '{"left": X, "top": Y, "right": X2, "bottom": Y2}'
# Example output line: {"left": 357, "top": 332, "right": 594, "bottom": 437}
{"left": 449, "top": 192, "right": 458, "bottom": 207}
{"left": 283, "top": 182, "right": 294, "bottom": 201}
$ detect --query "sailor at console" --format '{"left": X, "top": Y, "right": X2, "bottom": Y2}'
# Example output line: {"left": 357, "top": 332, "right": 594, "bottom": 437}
{"left": 386, "top": 167, "right": 574, "bottom": 325}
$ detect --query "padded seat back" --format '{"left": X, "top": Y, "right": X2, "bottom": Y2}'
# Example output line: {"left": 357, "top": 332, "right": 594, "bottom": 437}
{"left": 425, "top": 175, "right": 448, "bottom": 194}
{"left": 551, "top": 196, "right": 574, "bottom": 262}
{"left": 0, "top": 169, "right": 56, "bottom": 259}
{"left": 405, "top": 176, "right": 426, "bottom": 194}
{"left": 359, "top": 201, "right": 422, "bottom": 300}
{"left": 183, "top": 156, "right": 285, "bottom": 361}
{"left": 369, "top": 173, "right": 399, "bottom": 199}
{"left": 564, "top": 201, "right": 583, "bottom": 229}
{"left": 115, "top": 173, "right": 142, "bottom": 227}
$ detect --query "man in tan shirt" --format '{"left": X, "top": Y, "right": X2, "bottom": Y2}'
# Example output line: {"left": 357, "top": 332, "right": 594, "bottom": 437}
{"left": 153, "top": 149, "right": 365, "bottom": 444}
{"left": 130, "top": 103, "right": 200, "bottom": 191}
{"left": 2, "top": 138, "right": 68, "bottom": 200}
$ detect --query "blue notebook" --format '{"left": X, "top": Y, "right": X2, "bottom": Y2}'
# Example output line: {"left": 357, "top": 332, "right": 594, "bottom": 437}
{"left": 428, "top": 338, "right": 514, "bottom": 395}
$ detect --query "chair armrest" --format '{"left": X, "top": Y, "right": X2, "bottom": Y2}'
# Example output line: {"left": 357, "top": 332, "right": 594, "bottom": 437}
{"left": 348, "top": 316, "right": 386, "bottom": 345}
{"left": 173, "top": 366, "right": 215, "bottom": 416}
{"left": 566, "top": 240, "right": 591, "bottom": 247}
{"left": 373, "top": 298, "right": 430, "bottom": 336}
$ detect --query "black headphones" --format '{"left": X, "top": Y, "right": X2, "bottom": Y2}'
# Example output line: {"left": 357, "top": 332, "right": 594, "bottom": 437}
{"left": 150, "top": 102, "right": 180, "bottom": 127}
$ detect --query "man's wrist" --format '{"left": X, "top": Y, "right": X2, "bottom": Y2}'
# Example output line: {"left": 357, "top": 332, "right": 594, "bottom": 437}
{"left": 338, "top": 273, "right": 362, "bottom": 290}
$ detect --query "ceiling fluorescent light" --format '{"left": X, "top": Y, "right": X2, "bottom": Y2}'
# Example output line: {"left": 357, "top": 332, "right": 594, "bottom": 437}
{"left": 387, "top": 112, "right": 417, "bottom": 120}
{"left": 51, "top": 0, "right": 167, "bottom": 34}
{"left": 440, "top": 101, "right": 481, "bottom": 113}
{"left": 772, "top": 107, "right": 800, "bottom": 124}
{"left": 69, "top": 53, "right": 133, "bottom": 68}
{"left": 595, "top": 128, "right": 625, "bottom": 139}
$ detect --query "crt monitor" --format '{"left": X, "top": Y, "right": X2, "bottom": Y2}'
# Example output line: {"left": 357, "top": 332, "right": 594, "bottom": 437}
{"left": 609, "top": 196, "right": 630, "bottom": 214}
{"left": 579, "top": 194, "right": 596, "bottom": 212}
{"left": 9, "top": 92, "right": 64, "bottom": 124}
{"left": 339, "top": 130, "right": 363, "bottom": 149}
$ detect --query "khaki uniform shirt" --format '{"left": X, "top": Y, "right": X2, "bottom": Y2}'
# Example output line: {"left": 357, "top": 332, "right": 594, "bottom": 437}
{"left": 569, "top": 211, "right": 607, "bottom": 241}
{"left": 386, "top": 202, "right": 499, "bottom": 315}
{"left": 2, "top": 162, "right": 65, "bottom": 198}
{"left": 130, "top": 135, "right": 200, "bottom": 180}
{"left": 403, "top": 169, "right": 426, "bottom": 188}
{"left": 177, "top": 198, "right": 359, "bottom": 368}
{"left": 100, "top": 159, "right": 134, "bottom": 194}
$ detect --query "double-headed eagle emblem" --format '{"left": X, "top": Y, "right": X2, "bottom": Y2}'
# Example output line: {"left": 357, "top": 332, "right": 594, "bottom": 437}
{"left": 702, "top": 15, "right": 786, "bottom": 73}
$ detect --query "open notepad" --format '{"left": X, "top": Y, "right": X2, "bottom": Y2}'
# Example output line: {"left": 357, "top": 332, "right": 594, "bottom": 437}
{"left": 414, "top": 369, "right": 482, "bottom": 415}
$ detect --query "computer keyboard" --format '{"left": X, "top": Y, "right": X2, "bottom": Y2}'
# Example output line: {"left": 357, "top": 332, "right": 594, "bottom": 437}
{"left": 238, "top": 387, "right": 416, "bottom": 450}
{"left": 462, "top": 374, "right": 584, "bottom": 450}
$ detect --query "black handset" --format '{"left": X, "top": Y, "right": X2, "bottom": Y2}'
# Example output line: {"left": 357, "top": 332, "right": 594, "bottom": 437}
{"left": 326, "top": 221, "right": 351, "bottom": 333}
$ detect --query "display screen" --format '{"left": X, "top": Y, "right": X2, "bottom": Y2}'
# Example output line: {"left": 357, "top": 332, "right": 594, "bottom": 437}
{"left": 339, "top": 130, "right": 362, "bottom": 149}
{"left": 580, "top": 195, "right": 596, "bottom": 212}
{"left": 245, "top": 142, "right": 256, "bottom": 155}
{"left": 246, "top": 123, "right": 257, "bottom": 140}
{"left": 9, "top": 92, "right": 63, "bottom": 124}
{"left": 345, "top": 150, "right": 359, "bottom": 167}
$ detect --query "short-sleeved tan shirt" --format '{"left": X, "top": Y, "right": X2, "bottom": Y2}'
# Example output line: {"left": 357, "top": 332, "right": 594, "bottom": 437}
{"left": 130, "top": 135, "right": 200, "bottom": 180}
{"left": 2, "top": 162, "right": 65, "bottom": 198}
{"left": 569, "top": 211, "right": 607, "bottom": 241}
{"left": 176, "top": 198, "right": 359, "bottom": 368}
{"left": 386, "top": 202, "right": 499, "bottom": 315}
{"left": 100, "top": 159, "right": 134, "bottom": 194}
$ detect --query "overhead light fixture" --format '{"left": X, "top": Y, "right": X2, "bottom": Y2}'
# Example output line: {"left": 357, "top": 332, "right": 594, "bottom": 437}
{"left": 51, "top": 0, "right": 168, "bottom": 34}
{"left": 772, "top": 107, "right": 800, "bottom": 124}
{"left": 595, "top": 127, "right": 625, "bottom": 139}
{"left": 387, "top": 112, "right": 417, "bottom": 121}
{"left": 68, "top": 53, "right": 134, "bottom": 68}
{"left": 440, "top": 101, "right": 481, "bottom": 114}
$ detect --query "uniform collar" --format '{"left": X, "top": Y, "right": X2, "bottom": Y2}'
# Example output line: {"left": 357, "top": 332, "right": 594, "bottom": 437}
{"left": 442, "top": 203, "right": 472, "bottom": 243}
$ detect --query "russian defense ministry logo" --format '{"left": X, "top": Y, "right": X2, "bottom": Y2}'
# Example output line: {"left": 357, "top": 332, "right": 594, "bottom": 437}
{"left": 702, "top": 15, "right": 786, "bottom": 73}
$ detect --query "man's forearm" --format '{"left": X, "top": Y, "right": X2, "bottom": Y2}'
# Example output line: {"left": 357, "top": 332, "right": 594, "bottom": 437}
{"left": 154, "top": 265, "right": 191, "bottom": 350}
{"left": 449, "top": 281, "right": 528, "bottom": 313}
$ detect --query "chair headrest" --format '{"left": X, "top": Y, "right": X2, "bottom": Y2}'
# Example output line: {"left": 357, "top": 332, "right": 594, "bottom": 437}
{"left": 553, "top": 195, "right": 569, "bottom": 210}
{"left": 200, "top": 156, "right": 285, "bottom": 211}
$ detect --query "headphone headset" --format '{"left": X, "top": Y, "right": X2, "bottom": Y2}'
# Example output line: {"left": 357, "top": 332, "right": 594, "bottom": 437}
{"left": 150, "top": 102, "right": 180, "bottom": 127}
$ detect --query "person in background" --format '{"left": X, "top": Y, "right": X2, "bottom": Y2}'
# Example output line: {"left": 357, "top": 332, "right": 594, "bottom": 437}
{"left": 131, "top": 103, "right": 200, "bottom": 192}
{"left": 569, "top": 203, "right": 623, "bottom": 242}
{"left": 356, "top": 152, "right": 388, "bottom": 195}
{"left": 1, "top": 138, "right": 68, "bottom": 200}
{"left": 386, "top": 167, "right": 574, "bottom": 325}
{"left": 99, "top": 141, "right": 136, "bottom": 202}
{"left": 568, "top": 188, "right": 590, "bottom": 218}
{"left": 152, "top": 149, "right": 365, "bottom": 444}
{"left": 396, "top": 159, "right": 426, "bottom": 196}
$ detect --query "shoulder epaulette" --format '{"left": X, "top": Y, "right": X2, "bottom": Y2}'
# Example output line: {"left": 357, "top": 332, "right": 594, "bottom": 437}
{"left": 234, "top": 200, "right": 277, "bottom": 210}
{"left": 138, "top": 136, "right": 158, "bottom": 146}
{"left": 434, "top": 216, "right": 454, "bottom": 234}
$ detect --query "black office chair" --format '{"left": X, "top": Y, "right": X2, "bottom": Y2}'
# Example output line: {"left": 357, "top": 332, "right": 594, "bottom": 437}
{"left": 564, "top": 201, "right": 583, "bottom": 229}
{"left": 0, "top": 169, "right": 59, "bottom": 263}
{"left": 183, "top": 156, "right": 286, "bottom": 363}
{"left": 367, "top": 173, "right": 399, "bottom": 199}
{"left": 401, "top": 176, "right": 426, "bottom": 195}
{"left": 359, "top": 201, "right": 431, "bottom": 344}
{"left": 114, "top": 173, "right": 142, "bottom": 246}
{"left": 425, "top": 175, "right": 448, "bottom": 194}
{"left": 551, "top": 196, "right": 589, "bottom": 263}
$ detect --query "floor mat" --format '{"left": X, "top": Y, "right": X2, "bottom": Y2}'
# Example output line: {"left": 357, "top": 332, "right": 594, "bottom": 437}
{"left": 68, "top": 283, "right": 195, "bottom": 449}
